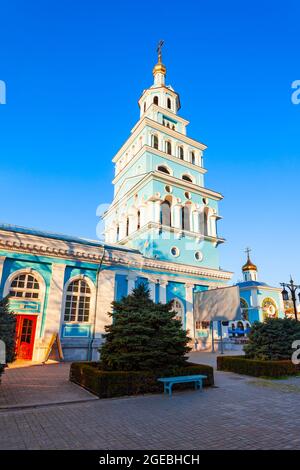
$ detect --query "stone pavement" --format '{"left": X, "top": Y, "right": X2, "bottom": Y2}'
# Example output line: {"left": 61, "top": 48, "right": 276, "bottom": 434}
{"left": 0, "top": 361, "right": 97, "bottom": 409}
{"left": 1, "top": 353, "right": 300, "bottom": 449}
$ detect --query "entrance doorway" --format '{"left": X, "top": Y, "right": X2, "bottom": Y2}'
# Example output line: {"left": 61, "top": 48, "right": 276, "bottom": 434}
{"left": 15, "top": 315, "right": 37, "bottom": 360}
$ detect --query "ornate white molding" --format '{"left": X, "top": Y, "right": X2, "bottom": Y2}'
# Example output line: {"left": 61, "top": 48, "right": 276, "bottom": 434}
{"left": 0, "top": 229, "right": 232, "bottom": 281}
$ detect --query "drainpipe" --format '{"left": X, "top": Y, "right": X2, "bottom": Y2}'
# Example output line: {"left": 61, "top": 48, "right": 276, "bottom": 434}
{"left": 88, "top": 246, "right": 106, "bottom": 361}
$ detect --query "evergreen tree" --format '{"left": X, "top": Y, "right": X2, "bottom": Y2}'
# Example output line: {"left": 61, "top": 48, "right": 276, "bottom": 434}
{"left": 0, "top": 296, "right": 16, "bottom": 365}
{"left": 244, "top": 317, "right": 300, "bottom": 360}
{"left": 100, "top": 283, "right": 191, "bottom": 371}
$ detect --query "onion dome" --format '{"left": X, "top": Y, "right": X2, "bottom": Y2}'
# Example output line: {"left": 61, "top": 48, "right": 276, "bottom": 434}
{"left": 242, "top": 255, "right": 257, "bottom": 272}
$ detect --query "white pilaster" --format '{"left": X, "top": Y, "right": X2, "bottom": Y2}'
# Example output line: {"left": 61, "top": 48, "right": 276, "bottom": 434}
{"left": 94, "top": 269, "right": 116, "bottom": 337}
{"left": 159, "top": 280, "right": 168, "bottom": 304}
{"left": 0, "top": 256, "right": 6, "bottom": 290}
{"left": 127, "top": 274, "right": 136, "bottom": 295}
{"left": 148, "top": 280, "right": 156, "bottom": 302}
{"left": 43, "top": 263, "right": 66, "bottom": 340}
{"left": 185, "top": 283, "right": 194, "bottom": 339}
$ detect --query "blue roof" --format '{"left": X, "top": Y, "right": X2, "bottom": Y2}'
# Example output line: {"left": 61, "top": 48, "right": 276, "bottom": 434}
{"left": 236, "top": 280, "right": 269, "bottom": 288}
{"left": 0, "top": 223, "right": 141, "bottom": 254}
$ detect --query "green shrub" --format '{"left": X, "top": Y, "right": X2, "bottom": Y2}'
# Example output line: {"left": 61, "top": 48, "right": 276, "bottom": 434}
{"left": 244, "top": 318, "right": 300, "bottom": 360}
{"left": 70, "top": 361, "right": 214, "bottom": 398}
{"left": 100, "top": 284, "right": 191, "bottom": 372}
{"left": 217, "top": 355, "right": 299, "bottom": 378}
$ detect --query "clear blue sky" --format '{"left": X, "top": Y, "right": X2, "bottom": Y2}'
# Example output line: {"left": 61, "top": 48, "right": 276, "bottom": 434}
{"left": 0, "top": 0, "right": 299, "bottom": 287}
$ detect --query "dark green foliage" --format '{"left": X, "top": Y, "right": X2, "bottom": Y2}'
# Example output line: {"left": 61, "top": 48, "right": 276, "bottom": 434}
{"left": 0, "top": 296, "right": 16, "bottom": 380}
{"left": 217, "top": 355, "right": 299, "bottom": 378}
{"left": 0, "top": 296, "right": 16, "bottom": 363}
{"left": 100, "top": 284, "right": 191, "bottom": 371}
{"left": 244, "top": 318, "right": 300, "bottom": 360}
{"left": 70, "top": 361, "right": 214, "bottom": 398}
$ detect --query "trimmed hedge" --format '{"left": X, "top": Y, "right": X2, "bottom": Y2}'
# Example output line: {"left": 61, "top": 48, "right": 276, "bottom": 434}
{"left": 217, "top": 355, "right": 299, "bottom": 378}
{"left": 70, "top": 361, "right": 214, "bottom": 398}
{"left": 0, "top": 364, "right": 5, "bottom": 383}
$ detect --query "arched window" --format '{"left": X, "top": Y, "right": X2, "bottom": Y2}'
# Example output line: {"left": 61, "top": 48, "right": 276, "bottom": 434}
{"left": 126, "top": 217, "right": 129, "bottom": 237}
{"left": 167, "top": 98, "right": 172, "bottom": 109}
{"left": 170, "top": 299, "right": 184, "bottom": 324}
{"left": 182, "top": 174, "right": 192, "bottom": 182}
{"left": 144, "top": 102, "right": 146, "bottom": 112}
{"left": 160, "top": 200, "right": 171, "bottom": 226}
{"left": 116, "top": 225, "right": 119, "bottom": 241}
{"left": 137, "top": 210, "right": 141, "bottom": 230}
{"left": 166, "top": 141, "right": 172, "bottom": 155}
{"left": 153, "top": 96, "right": 159, "bottom": 106}
{"left": 10, "top": 273, "right": 40, "bottom": 299}
{"left": 157, "top": 165, "right": 170, "bottom": 174}
{"left": 152, "top": 134, "right": 159, "bottom": 150}
{"left": 64, "top": 279, "right": 91, "bottom": 323}
{"left": 178, "top": 146, "right": 184, "bottom": 160}
{"left": 191, "top": 152, "right": 195, "bottom": 165}
{"left": 181, "top": 205, "right": 191, "bottom": 231}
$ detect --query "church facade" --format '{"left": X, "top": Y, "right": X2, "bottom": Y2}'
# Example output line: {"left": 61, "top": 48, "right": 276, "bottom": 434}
{"left": 0, "top": 49, "right": 284, "bottom": 362}
{"left": 0, "top": 51, "right": 233, "bottom": 361}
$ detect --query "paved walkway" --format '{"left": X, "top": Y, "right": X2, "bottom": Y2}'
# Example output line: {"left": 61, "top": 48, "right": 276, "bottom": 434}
{"left": 1, "top": 353, "right": 300, "bottom": 449}
{"left": 0, "top": 361, "right": 97, "bottom": 409}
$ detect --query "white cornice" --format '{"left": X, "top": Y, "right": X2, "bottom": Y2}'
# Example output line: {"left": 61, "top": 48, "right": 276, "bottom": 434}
{"left": 113, "top": 145, "right": 207, "bottom": 185}
{"left": 117, "top": 221, "right": 225, "bottom": 246}
{"left": 106, "top": 172, "right": 223, "bottom": 217}
{"left": 0, "top": 229, "right": 232, "bottom": 282}
{"left": 112, "top": 117, "right": 207, "bottom": 163}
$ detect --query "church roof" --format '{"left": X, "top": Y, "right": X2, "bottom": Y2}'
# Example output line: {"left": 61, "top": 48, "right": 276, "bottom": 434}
{"left": 0, "top": 223, "right": 141, "bottom": 254}
{"left": 236, "top": 280, "right": 269, "bottom": 288}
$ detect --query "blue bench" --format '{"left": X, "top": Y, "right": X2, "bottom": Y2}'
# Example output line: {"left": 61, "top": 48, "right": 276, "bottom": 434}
{"left": 157, "top": 374, "right": 207, "bottom": 397}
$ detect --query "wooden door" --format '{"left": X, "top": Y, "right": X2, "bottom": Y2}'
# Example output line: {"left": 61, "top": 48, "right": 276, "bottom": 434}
{"left": 15, "top": 315, "right": 37, "bottom": 360}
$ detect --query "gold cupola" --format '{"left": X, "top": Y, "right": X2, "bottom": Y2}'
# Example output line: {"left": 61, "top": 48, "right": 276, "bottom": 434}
{"left": 242, "top": 248, "right": 257, "bottom": 272}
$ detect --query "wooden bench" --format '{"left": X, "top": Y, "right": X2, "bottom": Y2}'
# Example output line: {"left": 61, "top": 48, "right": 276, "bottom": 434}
{"left": 157, "top": 374, "right": 207, "bottom": 397}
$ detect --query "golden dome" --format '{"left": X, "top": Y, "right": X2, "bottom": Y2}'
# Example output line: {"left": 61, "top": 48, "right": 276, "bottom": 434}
{"left": 152, "top": 62, "right": 166, "bottom": 76}
{"left": 242, "top": 256, "right": 257, "bottom": 272}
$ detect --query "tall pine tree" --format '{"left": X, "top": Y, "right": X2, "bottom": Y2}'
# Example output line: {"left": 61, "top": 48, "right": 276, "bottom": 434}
{"left": 100, "top": 284, "right": 191, "bottom": 371}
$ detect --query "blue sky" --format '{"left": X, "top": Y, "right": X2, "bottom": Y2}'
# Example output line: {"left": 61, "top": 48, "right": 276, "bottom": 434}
{"left": 0, "top": 0, "right": 299, "bottom": 287}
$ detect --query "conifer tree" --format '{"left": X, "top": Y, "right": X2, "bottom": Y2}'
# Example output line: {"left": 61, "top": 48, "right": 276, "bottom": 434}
{"left": 100, "top": 284, "right": 191, "bottom": 371}
{"left": 0, "top": 296, "right": 16, "bottom": 377}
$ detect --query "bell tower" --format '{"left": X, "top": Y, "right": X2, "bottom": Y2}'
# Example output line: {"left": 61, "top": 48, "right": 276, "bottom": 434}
{"left": 103, "top": 44, "right": 226, "bottom": 270}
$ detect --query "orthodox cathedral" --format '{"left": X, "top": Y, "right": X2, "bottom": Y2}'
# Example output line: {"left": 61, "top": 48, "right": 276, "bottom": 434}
{"left": 0, "top": 47, "right": 284, "bottom": 361}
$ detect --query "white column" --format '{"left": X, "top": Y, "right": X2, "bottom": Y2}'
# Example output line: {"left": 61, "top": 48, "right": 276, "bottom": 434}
{"left": 128, "top": 214, "right": 136, "bottom": 234}
{"left": 139, "top": 204, "right": 147, "bottom": 227}
{"left": 193, "top": 211, "right": 200, "bottom": 233}
{"left": 159, "top": 280, "right": 168, "bottom": 304}
{"left": 127, "top": 274, "right": 136, "bottom": 295}
{"left": 173, "top": 204, "right": 182, "bottom": 229}
{"left": 210, "top": 215, "right": 217, "bottom": 237}
{"left": 154, "top": 200, "right": 161, "bottom": 224}
{"left": 119, "top": 218, "right": 127, "bottom": 239}
{"left": 148, "top": 280, "right": 156, "bottom": 302}
{"left": 0, "top": 256, "right": 6, "bottom": 289}
{"left": 147, "top": 200, "right": 155, "bottom": 223}
{"left": 43, "top": 263, "right": 66, "bottom": 341}
{"left": 185, "top": 283, "right": 194, "bottom": 340}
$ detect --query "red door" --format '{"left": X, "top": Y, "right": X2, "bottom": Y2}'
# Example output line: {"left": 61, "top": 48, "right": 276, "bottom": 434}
{"left": 15, "top": 315, "right": 37, "bottom": 360}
